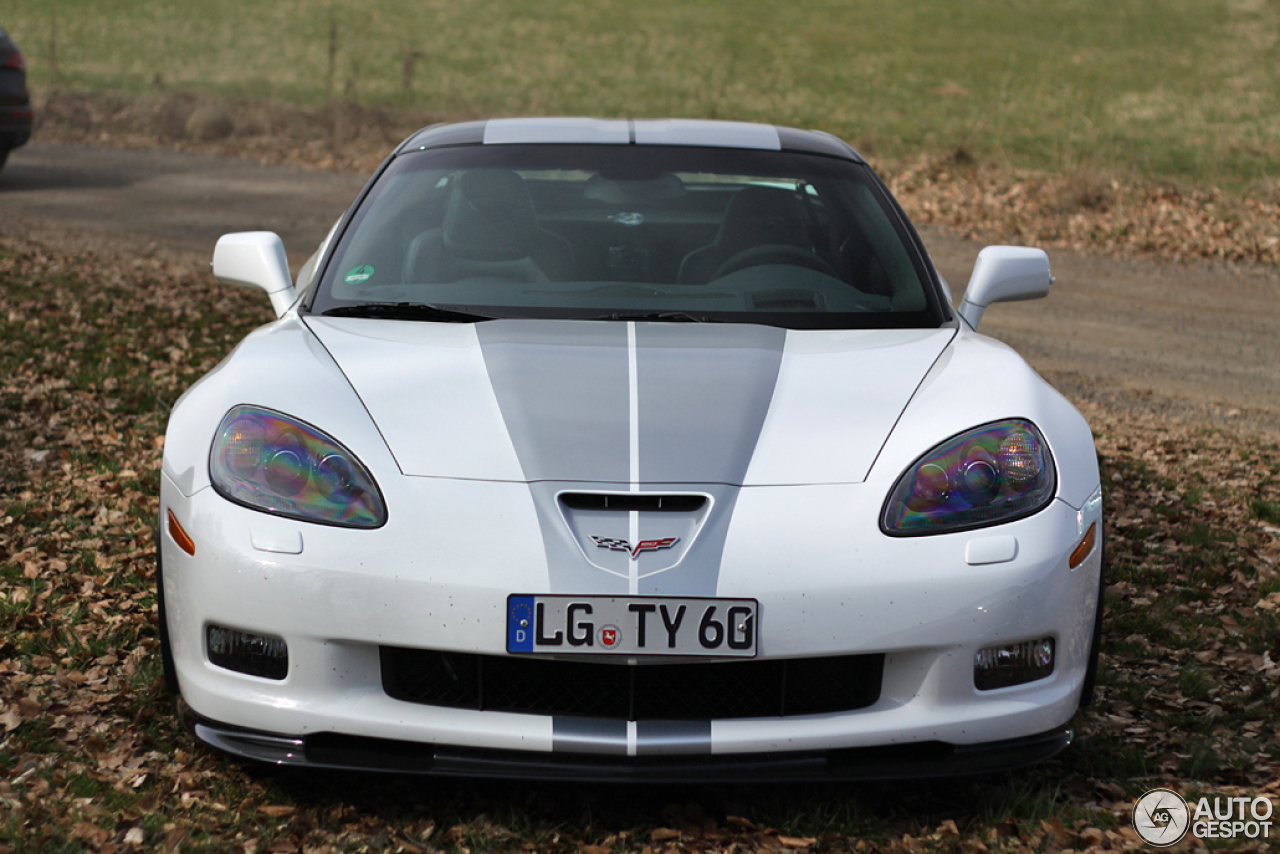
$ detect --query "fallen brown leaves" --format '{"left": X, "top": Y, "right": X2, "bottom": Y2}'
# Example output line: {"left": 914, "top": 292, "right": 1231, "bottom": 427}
{"left": 1071, "top": 401, "right": 1280, "bottom": 791}
{"left": 0, "top": 233, "right": 278, "bottom": 852}
{"left": 1, "top": 231, "right": 1277, "bottom": 852}
{"left": 886, "top": 150, "right": 1280, "bottom": 269}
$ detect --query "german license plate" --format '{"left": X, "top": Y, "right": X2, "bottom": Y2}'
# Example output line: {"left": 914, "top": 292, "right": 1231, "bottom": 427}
{"left": 506, "top": 595, "right": 758, "bottom": 657}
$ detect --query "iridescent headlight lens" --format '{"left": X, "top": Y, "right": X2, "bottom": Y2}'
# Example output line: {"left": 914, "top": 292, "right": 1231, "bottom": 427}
{"left": 882, "top": 420, "right": 1055, "bottom": 536}
{"left": 210, "top": 405, "right": 386, "bottom": 528}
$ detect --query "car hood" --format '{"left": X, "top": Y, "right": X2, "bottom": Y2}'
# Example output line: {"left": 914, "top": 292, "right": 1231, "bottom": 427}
{"left": 305, "top": 317, "right": 954, "bottom": 486}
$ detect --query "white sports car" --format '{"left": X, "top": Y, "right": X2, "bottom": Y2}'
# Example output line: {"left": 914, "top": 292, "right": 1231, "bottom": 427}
{"left": 158, "top": 118, "right": 1104, "bottom": 781}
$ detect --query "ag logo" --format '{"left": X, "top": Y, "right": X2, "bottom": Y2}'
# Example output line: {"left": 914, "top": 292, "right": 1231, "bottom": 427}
{"left": 598, "top": 624, "right": 622, "bottom": 649}
{"left": 1133, "top": 788, "right": 1190, "bottom": 847}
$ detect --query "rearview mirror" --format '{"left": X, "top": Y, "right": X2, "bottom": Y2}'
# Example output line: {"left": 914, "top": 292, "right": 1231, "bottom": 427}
{"left": 957, "top": 246, "right": 1053, "bottom": 329}
{"left": 212, "top": 232, "right": 298, "bottom": 318}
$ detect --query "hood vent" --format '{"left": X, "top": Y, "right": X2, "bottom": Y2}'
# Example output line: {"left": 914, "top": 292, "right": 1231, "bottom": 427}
{"left": 559, "top": 493, "right": 707, "bottom": 513}
{"left": 557, "top": 490, "right": 713, "bottom": 578}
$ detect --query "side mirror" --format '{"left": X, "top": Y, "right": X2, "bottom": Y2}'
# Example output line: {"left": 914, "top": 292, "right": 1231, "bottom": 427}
{"left": 212, "top": 232, "right": 298, "bottom": 318}
{"left": 957, "top": 246, "right": 1053, "bottom": 330}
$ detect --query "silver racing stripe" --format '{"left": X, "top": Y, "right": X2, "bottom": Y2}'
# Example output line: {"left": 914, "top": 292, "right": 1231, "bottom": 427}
{"left": 477, "top": 320, "right": 632, "bottom": 594}
{"left": 633, "top": 720, "right": 712, "bottom": 756}
{"left": 527, "top": 479, "right": 626, "bottom": 593}
{"left": 634, "top": 323, "right": 784, "bottom": 484}
{"left": 475, "top": 320, "right": 630, "bottom": 484}
{"left": 551, "top": 717, "right": 626, "bottom": 756}
{"left": 477, "top": 320, "right": 785, "bottom": 597}
{"left": 638, "top": 482, "right": 736, "bottom": 595}
{"left": 552, "top": 718, "right": 712, "bottom": 756}
{"left": 630, "top": 324, "right": 783, "bottom": 594}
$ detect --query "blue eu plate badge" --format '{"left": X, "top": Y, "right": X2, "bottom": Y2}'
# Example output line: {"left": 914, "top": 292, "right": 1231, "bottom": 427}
{"left": 507, "top": 595, "right": 535, "bottom": 652}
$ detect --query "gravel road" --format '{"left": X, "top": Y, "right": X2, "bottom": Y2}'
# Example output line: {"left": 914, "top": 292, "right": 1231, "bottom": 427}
{"left": 4, "top": 142, "right": 1277, "bottom": 432}
{"left": 2, "top": 142, "right": 367, "bottom": 256}
{"left": 924, "top": 228, "right": 1280, "bottom": 434}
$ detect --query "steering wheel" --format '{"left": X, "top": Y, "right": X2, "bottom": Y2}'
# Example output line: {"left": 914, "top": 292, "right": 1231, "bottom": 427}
{"left": 709, "top": 244, "right": 839, "bottom": 282}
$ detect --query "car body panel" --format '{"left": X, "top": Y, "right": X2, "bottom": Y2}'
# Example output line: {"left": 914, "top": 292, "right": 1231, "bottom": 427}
{"left": 478, "top": 118, "right": 784, "bottom": 150}
{"left": 483, "top": 117, "right": 631, "bottom": 146}
{"left": 162, "top": 318, "right": 398, "bottom": 497}
{"left": 161, "top": 466, "right": 1099, "bottom": 754}
{"left": 305, "top": 317, "right": 957, "bottom": 486}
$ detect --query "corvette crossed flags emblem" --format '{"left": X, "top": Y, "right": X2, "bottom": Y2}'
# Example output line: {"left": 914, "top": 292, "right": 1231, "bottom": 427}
{"left": 590, "top": 535, "right": 680, "bottom": 559}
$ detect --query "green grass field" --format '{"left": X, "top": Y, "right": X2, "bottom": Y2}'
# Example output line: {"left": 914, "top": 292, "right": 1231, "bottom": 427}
{"left": 6, "top": 0, "right": 1280, "bottom": 190}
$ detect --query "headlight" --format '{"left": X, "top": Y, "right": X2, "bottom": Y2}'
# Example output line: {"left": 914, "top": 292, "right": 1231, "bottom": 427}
{"left": 209, "top": 405, "right": 386, "bottom": 528}
{"left": 881, "top": 419, "right": 1055, "bottom": 536}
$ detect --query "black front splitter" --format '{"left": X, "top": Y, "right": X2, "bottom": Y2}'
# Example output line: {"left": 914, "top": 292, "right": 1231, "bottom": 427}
{"left": 185, "top": 706, "right": 1072, "bottom": 784}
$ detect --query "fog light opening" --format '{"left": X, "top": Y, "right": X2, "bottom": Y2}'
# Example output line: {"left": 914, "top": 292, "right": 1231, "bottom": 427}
{"left": 206, "top": 625, "right": 289, "bottom": 680}
{"left": 167, "top": 509, "right": 196, "bottom": 556}
{"left": 974, "top": 637, "right": 1055, "bottom": 690}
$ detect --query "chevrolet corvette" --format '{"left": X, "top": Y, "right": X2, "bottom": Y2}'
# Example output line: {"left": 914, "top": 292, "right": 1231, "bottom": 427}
{"left": 158, "top": 118, "right": 1104, "bottom": 781}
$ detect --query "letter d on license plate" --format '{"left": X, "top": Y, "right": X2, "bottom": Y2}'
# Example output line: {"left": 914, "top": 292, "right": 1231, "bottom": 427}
{"left": 507, "top": 595, "right": 757, "bottom": 657}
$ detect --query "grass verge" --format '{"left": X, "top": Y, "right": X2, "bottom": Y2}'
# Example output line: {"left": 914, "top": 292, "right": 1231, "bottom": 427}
{"left": 7, "top": 0, "right": 1280, "bottom": 193}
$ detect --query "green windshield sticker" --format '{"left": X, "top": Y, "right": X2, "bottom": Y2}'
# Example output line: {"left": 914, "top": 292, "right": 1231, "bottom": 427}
{"left": 343, "top": 265, "right": 375, "bottom": 285}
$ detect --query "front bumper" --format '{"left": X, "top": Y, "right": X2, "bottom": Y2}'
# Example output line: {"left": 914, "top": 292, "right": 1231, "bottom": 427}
{"left": 161, "top": 469, "right": 1102, "bottom": 771}
{"left": 186, "top": 703, "right": 1073, "bottom": 782}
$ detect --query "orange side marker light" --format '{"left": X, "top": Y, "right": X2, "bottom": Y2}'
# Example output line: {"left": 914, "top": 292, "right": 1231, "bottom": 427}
{"left": 167, "top": 509, "right": 196, "bottom": 556}
{"left": 1069, "top": 522, "right": 1096, "bottom": 569}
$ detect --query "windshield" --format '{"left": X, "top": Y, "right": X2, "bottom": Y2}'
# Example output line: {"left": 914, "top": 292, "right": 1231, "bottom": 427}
{"left": 309, "top": 144, "right": 945, "bottom": 329}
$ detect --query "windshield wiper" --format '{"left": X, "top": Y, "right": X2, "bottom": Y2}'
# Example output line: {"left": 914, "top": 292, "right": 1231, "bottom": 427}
{"left": 320, "top": 302, "right": 500, "bottom": 323}
{"left": 599, "top": 311, "right": 724, "bottom": 323}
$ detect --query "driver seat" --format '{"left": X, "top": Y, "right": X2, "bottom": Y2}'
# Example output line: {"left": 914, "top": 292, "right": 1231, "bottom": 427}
{"left": 677, "top": 186, "right": 812, "bottom": 284}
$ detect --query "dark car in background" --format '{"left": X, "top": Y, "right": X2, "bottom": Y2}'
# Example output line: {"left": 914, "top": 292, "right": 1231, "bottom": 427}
{"left": 0, "top": 26, "right": 32, "bottom": 171}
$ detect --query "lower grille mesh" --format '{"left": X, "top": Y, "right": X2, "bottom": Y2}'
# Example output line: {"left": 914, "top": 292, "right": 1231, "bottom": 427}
{"left": 380, "top": 648, "right": 883, "bottom": 720}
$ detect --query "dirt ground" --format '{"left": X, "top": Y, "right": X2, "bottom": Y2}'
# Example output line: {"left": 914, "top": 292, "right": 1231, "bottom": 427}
{"left": 2, "top": 133, "right": 1278, "bottom": 437}
{"left": 923, "top": 227, "right": 1280, "bottom": 436}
